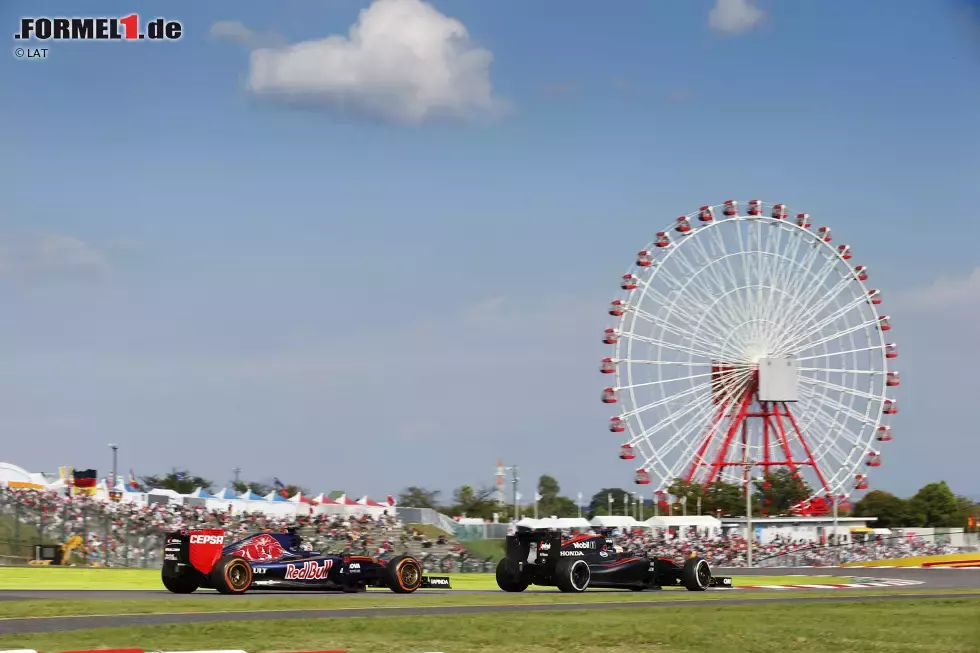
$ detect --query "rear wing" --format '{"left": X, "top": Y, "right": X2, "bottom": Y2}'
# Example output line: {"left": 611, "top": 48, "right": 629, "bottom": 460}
{"left": 506, "top": 528, "right": 563, "bottom": 569}
{"left": 162, "top": 529, "right": 226, "bottom": 578}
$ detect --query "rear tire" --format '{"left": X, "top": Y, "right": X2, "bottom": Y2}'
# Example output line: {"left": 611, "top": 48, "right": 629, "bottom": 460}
{"left": 386, "top": 555, "right": 423, "bottom": 594}
{"left": 681, "top": 556, "right": 711, "bottom": 591}
{"left": 162, "top": 573, "right": 199, "bottom": 594}
{"left": 211, "top": 555, "right": 253, "bottom": 595}
{"left": 495, "top": 559, "right": 529, "bottom": 592}
{"left": 555, "top": 558, "right": 590, "bottom": 593}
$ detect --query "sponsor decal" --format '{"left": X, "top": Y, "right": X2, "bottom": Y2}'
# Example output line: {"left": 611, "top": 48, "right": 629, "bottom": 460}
{"left": 427, "top": 577, "right": 450, "bottom": 585}
{"left": 560, "top": 550, "right": 584, "bottom": 557}
{"left": 253, "top": 567, "right": 267, "bottom": 575}
{"left": 231, "top": 534, "right": 285, "bottom": 562}
{"left": 720, "top": 577, "right": 732, "bottom": 585}
{"left": 164, "top": 553, "right": 177, "bottom": 561}
{"left": 571, "top": 541, "right": 593, "bottom": 549}
{"left": 164, "top": 547, "right": 180, "bottom": 553}
{"left": 348, "top": 562, "right": 361, "bottom": 573}
{"left": 189, "top": 534, "right": 224, "bottom": 545}
{"left": 285, "top": 559, "right": 333, "bottom": 580}
{"left": 599, "top": 551, "right": 608, "bottom": 557}
{"left": 538, "top": 542, "right": 551, "bottom": 551}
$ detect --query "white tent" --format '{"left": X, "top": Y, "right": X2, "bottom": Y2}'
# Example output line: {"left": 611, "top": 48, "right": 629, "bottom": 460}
{"left": 556, "top": 517, "right": 593, "bottom": 531}
{"left": 645, "top": 515, "right": 722, "bottom": 538}
{"left": 589, "top": 515, "right": 650, "bottom": 529}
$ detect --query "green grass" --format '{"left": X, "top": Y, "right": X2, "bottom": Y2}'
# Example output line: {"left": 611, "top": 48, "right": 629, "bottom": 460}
{"left": 0, "top": 567, "right": 857, "bottom": 591}
{"left": 461, "top": 538, "right": 505, "bottom": 560}
{"left": 2, "top": 598, "right": 979, "bottom": 652}
{"left": 2, "top": 586, "right": 977, "bottom": 620}
{"left": 406, "top": 523, "right": 450, "bottom": 537}
{"left": 0, "top": 514, "right": 57, "bottom": 560}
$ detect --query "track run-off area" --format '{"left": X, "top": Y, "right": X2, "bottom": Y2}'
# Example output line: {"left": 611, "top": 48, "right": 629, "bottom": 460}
{"left": 0, "top": 567, "right": 977, "bottom": 635}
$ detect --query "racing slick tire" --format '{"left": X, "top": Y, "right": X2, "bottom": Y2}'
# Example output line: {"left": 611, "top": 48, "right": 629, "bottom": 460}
{"left": 385, "top": 555, "right": 424, "bottom": 594}
{"left": 681, "top": 556, "right": 711, "bottom": 592}
{"left": 210, "top": 555, "right": 253, "bottom": 595}
{"left": 495, "top": 558, "right": 529, "bottom": 593}
{"left": 161, "top": 572, "right": 199, "bottom": 594}
{"left": 555, "top": 558, "right": 591, "bottom": 593}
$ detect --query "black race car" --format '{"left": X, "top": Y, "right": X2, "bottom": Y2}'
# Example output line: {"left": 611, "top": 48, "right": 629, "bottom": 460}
{"left": 161, "top": 528, "right": 451, "bottom": 594}
{"left": 495, "top": 527, "right": 732, "bottom": 593}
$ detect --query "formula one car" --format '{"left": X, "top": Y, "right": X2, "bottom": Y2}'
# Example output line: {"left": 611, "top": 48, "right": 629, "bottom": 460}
{"left": 161, "top": 528, "right": 451, "bottom": 594}
{"left": 495, "top": 527, "right": 732, "bottom": 593}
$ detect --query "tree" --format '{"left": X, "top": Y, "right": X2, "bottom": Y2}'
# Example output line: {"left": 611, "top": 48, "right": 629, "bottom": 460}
{"left": 906, "top": 481, "right": 963, "bottom": 527}
{"left": 586, "top": 488, "right": 632, "bottom": 518}
{"left": 141, "top": 469, "right": 213, "bottom": 495}
{"left": 703, "top": 480, "right": 745, "bottom": 516}
{"left": 852, "top": 490, "right": 908, "bottom": 528}
{"left": 536, "top": 474, "right": 564, "bottom": 517}
{"left": 755, "top": 469, "right": 811, "bottom": 514}
{"left": 450, "top": 485, "right": 497, "bottom": 520}
{"left": 666, "top": 479, "right": 705, "bottom": 514}
{"left": 397, "top": 486, "right": 441, "bottom": 509}
{"left": 232, "top": 480, "right": 272, "bottom": 497}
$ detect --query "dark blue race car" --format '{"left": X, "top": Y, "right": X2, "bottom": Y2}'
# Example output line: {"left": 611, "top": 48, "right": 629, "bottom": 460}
{"left": 161, "top": 528, "right": 451, "bottom": 594}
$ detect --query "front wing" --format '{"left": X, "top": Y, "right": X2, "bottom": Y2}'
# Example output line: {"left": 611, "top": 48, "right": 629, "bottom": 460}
{"left": 709, "top": 576, "right": 733, "bottom": 588}
{"left": 419, "top": 575, "right": 452, "bottom": 589}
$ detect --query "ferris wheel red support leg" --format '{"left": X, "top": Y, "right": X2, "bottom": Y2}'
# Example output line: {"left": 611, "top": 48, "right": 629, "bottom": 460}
{"left": 684, "top": 396, "right": 731, "bottom": 483}
{"left": 770, "top": 402, "right": 802, "bottom": 481}
{"left": 702, "top": 388, "right": 753, "bottom": 488}
{"left": 782, "top": 402, "right": 831, "bottom": 494}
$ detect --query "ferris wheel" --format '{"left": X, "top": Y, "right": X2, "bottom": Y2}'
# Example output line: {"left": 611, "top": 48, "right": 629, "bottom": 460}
{"left": 601, "top": 200, "right": 898, "bottom": 503}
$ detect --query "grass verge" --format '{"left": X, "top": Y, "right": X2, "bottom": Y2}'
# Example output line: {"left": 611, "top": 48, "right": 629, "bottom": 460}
{"left": 2, "top": 587, "right": 977, "bottom": 619}
{"left": 2, "top": 598, "right": 979, "bottom": 652}
{"left": 0, "top": 567, "right": 857, "bottom": 591}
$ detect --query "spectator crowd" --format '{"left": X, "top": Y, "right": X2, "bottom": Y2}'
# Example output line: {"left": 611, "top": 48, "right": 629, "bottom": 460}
{"left": 0, "top": 485, "right": 963, "bottom": 569}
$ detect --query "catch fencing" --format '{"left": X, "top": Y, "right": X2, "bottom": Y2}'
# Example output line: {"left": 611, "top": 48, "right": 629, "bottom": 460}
{"left": 753, "top": 530, "right": 976, "bottom": 568}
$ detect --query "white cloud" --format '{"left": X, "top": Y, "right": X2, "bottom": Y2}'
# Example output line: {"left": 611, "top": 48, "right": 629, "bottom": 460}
{"left": 892, "top": 266, "right": 980, "bottom": 315}
{"left": 0, "top": 231, "right": 107, "bottom": 283}
{"left": 708, "top": 0, "right": 766, "bottom": 34}
{"left": 242, "top": 0, "right": 508, "bottom": 124}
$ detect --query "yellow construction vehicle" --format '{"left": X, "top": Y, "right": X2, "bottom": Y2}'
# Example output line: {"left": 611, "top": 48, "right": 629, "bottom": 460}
{"left": 29, "top": 535, "right": 85, "bottom": 565}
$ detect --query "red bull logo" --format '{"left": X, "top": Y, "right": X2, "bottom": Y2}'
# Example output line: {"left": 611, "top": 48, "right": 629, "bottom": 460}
{"left": 231, "top": 534, "right": 285, "bottom": 562}
{"left": 285, "top": 559, "right": 332, "bottom": 580}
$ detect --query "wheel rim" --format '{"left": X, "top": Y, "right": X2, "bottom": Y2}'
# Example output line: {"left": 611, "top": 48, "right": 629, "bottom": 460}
{"left": 696, "top": 561, "right": 710, "bottom": 587}
{"left": 400, "top": 561, "right": 421, "bottom": 588}
{"left": 571, "top": 561, "right": 589, "bottom": 590}
{"left": 229, "top": 562, "right": 250, "bottom": 589}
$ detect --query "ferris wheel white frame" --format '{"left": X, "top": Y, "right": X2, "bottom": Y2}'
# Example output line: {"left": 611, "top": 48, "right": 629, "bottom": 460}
{"left": 600, "top": 200, "right": 898, "bottom": 504}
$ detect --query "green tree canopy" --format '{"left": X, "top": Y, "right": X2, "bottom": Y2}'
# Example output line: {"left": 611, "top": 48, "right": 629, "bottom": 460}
{"left": 755, "top": 469, "right": 811, "bottom": 514}
{"left": 141, "top": 470, "right": 213, "bottom": 495}
{"left": 852, "top": 490, "right": 908, "bottom": 528}
{"left": 450, "top": 484, "right": 497, "bottom": 520}
{"left": 586, "top": 488, "right": 632, "bottom": 518}
{"left": 396, "top": 486, "right": 441, "bottom": 509}
{"left": 906, "top": 481, "right": 963, "bottom": 527}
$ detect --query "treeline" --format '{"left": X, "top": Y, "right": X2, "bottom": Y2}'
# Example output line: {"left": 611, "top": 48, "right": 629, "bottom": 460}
{"left": 140, "top": 470, "right": 306, "bottom": 499}
{"left": 398, "top": 471, "right": 980, "bottom": 530}
{"left": 139, "top": 468, "right": 980, "bottom": 530}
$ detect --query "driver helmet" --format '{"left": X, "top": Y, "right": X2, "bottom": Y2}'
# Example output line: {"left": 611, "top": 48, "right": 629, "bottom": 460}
{"left": 299, "top": 541, "right": 313, "bottom": 552}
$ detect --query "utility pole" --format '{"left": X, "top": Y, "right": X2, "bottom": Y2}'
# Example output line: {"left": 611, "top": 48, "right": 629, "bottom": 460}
{"left": 744, "top": 456, "right": 754, "bottom": 569}
{"left": 832, "top": 494, "right": 840, "bottom": 566}
{"left": 577, "top": 492, "right": 582, "bottom": 519}
{"left": 108, "top": 444, "right": 118, "bottom": 489}
{"left": 508, "top": 466, "right": 519, "bottom": 521}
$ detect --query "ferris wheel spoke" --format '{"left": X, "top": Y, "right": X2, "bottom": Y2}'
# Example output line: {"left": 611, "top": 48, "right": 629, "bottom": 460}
{"left": 617, "top": 329, "right": 718, "bottom": 360}
{"left": 631, "top": 391, "right": 727, "bottom": 481}
{"left": 795, "top": 344, "right": 886, "bottom": 362}
{"left": 797, "top": 400, "right": 864, "bottom": 461}
{"left": 619, "top": 379, "right": 717, "bottom": 419}
{"left": 798, "top": 385, "right": 878, "bottom": 429}
{"left": 799, "top": 375, "right": 884, "bottom": 403}
{"left": 775, "top": 281, "right": 869, "bottom": 353}
{"left": 629, "top": 305, "right": 728, "bottom": 354}
{"left": 776, "top": 254, "right": 847, "bottom": 338}
{"left": 779, "top": 317, "right": 879, "bottom": 357}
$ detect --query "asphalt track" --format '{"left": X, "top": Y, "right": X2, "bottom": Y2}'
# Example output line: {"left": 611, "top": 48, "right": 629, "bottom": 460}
{"left": 1, "top": 567, "right": 977, "bottom": 635}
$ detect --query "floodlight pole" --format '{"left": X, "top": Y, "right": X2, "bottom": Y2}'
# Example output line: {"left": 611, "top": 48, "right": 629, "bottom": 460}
{"left": 832, "top": 494, "right": 840, "bottom": 566}
{"left": 744, "top": 456, "right": 754, "bottom": 569}
{"left": 108, "top": 444, "right": 118, "bottom": 489}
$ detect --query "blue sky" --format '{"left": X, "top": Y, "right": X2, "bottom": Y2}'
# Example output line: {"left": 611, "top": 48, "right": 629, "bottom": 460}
{"left": 2, "top": 0, "right": 979, "bottom": 504}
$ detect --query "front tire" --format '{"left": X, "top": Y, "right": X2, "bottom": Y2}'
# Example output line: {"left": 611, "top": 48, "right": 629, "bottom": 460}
{"left": 681, "top": 556, "right": 711, "bottom": 591}
{"left": 386, "top": 555, "right": 423, "bottom": 593}
{"left": 211, "top": 555, "right": 253, "bottom": 595}
{"left": 495, "top": 559, "right": 529, "bottom": 592}
{"left": 162, "top": 573, "right": 199, "bottom": 594}
{"left": 555, "top": 558, "right": 590, "bottom": 593}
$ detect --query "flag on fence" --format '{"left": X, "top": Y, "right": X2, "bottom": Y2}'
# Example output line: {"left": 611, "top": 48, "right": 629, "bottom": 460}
{"left": 274, "top": 477, "right": 288, "bottom": 497}
{"left": 72, "top": 469, "right": 97, "bottom": 496}
{"left": 128, "top": 470, "right": 141, "bottom": 491}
